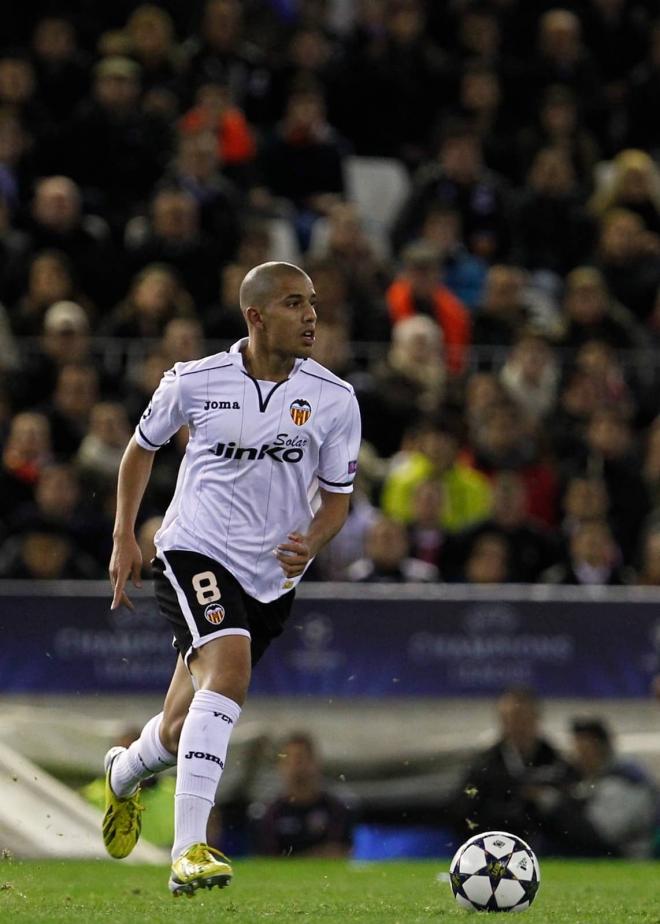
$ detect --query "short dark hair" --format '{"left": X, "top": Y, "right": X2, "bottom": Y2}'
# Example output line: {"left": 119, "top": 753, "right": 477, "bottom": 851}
{"left": 571, "top": 716, "right": 611, "bottom": 748}
{"left": 280, "top": 731, "right": 316, "bottom": 755}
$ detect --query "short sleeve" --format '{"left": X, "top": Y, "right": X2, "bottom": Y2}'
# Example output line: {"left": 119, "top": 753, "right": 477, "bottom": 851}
{"left": 317, "top": 391, "right": 362, "bottom": 493}
{"left": 134, "top": 366, "right": 187, "bottom": 450}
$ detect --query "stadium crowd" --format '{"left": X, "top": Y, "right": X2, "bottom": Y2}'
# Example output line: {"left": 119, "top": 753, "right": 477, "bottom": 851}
{"left": 2, "top": 0, "right": 660, "bottom": 583}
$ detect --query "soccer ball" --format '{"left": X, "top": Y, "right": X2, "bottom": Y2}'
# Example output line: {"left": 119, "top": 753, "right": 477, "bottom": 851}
{"left": 449, "top": 830, "right": 540, "bottom": 912}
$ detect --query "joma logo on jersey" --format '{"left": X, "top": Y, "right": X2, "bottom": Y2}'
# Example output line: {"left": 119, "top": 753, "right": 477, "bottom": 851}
{"left": 290, "top": 398, "right": 312, "bottom": 425}
{"left": 204, "top": 400, "right": 241, "bottom": 410}
{"left": 209, "top": 441, "right": 304, "bottom": 463}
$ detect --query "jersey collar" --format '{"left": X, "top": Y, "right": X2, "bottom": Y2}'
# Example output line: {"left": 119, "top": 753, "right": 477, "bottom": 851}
{"left": 229, "top": 338, "right": 306, "bottom": 380}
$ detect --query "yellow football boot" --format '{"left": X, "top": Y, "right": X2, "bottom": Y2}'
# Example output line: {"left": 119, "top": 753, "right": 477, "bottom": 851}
{"left": 169, "top": 843, "right": 233, "bottom": 896}
{"left": 102, "top": 746, "right": 144, "bottom": 859}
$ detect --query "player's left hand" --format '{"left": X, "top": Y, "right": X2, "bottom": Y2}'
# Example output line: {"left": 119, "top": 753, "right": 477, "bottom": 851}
{"left": 274, "top": 532, "right": 313, "bottom": 578}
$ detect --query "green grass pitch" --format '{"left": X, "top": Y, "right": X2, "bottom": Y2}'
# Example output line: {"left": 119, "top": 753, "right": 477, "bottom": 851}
{"left": 1, "top": 857, "right": 659, "bottom": 924}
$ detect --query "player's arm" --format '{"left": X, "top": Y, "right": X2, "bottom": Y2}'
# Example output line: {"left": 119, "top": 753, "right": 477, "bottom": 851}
{"left": 109, "top": 437, "right": 156, "bottom": 610}
{"left": 274, "top": 488, "right": 350, "bottom": 578}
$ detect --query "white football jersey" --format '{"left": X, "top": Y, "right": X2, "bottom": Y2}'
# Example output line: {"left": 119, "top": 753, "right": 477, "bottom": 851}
{"left": 135, "top": 339, "right": 362, "bottom": 601}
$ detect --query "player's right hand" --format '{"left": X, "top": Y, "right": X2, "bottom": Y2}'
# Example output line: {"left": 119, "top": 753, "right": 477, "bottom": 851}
{"left": 109, "top": 534, "right": 143, "bottom": 610}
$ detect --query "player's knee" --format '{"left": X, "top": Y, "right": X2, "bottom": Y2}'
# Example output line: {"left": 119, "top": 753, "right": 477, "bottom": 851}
{"left": 198, "top": 665, "right": 251, "bottom": 705}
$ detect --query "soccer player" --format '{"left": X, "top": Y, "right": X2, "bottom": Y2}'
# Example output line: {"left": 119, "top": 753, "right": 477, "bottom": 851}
{"left": 103, "top": 261, "right": 361, "bottom": 896}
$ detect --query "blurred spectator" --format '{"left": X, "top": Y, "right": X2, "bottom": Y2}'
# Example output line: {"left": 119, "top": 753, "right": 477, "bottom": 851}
{"left": 22, "top": 176, "right": 118, "bottom": 307}
{"left": 573, "top": 340, "right": 636, "bottom": 418}
{"left": 270, "top": 25, "right": 338, "bottom": 124}
{"left": 499, "top": 332, "right": 560, "bottom": 424}
{"left": 159, "top": 317, "right": 204, "bottom": 365}
{"left": 392, "top": 119, "right": 510, "bottom": 261}
{"left": 66, "top": 55, "right": 172, "bottom": 227}
{"left": 636, "top": 526, "right": 660, "bottom": 585}
{"left": 255, "top": 732, "right": 354, "bottom": 857}
{"left": 451, "top": 471, "right": 560, "bottom": 583}
{"left": 406, "top": 479, "right": 447, "bottom": 574}
{"left": 510, "top": 146, "right": 595, "bottom": 276}
{"left": 542, "top": 519, "right": 627, "bottom": 586}
{"left": 594, "top": 208, "right": 660, "bottom": 323}
{"left": 528, "top": 10, "right": 603, "bottom": 140}
{"left": 463, "top": 371, "right": 507, "bottom": 436}
{"left": 15, "top": 299, "right": 93, "bottom": 410}
{"left": 179, "top": 81, "right": 256, "bottom": 186}
{"left": 305, "top": 256, "right": 385, "bottom": 345}
{"left": 331, "top": 0, "right": 452, "bottom": 166}
{"left": 528, "top": 717, "right": 658, "bottom": 858}
{"left": 514, "top": 84, "right": 600, "bottom": 190}
{"left": 260, "top": 85, "right": 346, "bottom": 249}
{"left": 30, "top": 16, "right": 90, "bottom": 123}
{"left": 590, "top": 149, "right": 660, "bottom": 235}
{"left": 124, "top": 4, "right": 182, "bottom": 97}
{"left": 11, "top": 249, "right": 92, "bottom": 337}
{"left": 471, "top": 264, "right": 560, "bottom": 359}
{"left": 0, "top": 520, "right": 99, "bottom": 579}
{"left": 347, "top": 514, "right": 438, "bottom": 582}
{"left": 417, "top": 205, "right": 487, "bottom": 310}
{"left": 308, "top": 202, "right": 391, "bottom": 338}
{"left": 0, "top": 411, "right": 52, "bottom": 521}
{"left": 164, "top": 129, "right": 242, "bottom": 247}
{"left": 548, "top": 367, "right": 601, "bottom": 461}
{"left": 0, "top": 52, "right": 45, "bottom": 139}
{"left": 450, "top": 687, "right": 572, "bottom": 849}
{"left": 386, "top": 241, "right": 471, "bottom": 375}
{"left": 381, "top": 418, "right": 492, "bottom": 533}
{"left": 559, "top": 474, "right": 610, "bottom": 540}
{"left": 627, "top": 17, "right": 660, "bottom": 153}
{"left": 103, "top": 264, "right": 195, "bottom": 339}
{"left": 466, "top": 398, "right": 559, "bottom": 527}
{"left": 76, "top": 400, "right": 132, "bottom": 493}
{"left": 454, "top": 63, "right": 510, "bottom": 178}
{"left": 359, "top": 315, "right": 446, "bottom": 457}
{"left": 642, "top": 417, "right": 660, "bottom": 512}
{"left": 184, "top": 0, "right": 274, "bottom": 126}
{"left": 12, "top": 461, "right": 110, "bottom": 564}
{"left": 126, "top": 187, "right": 222, "bottom": 306}
{"left": 41, "top": 362, "right": 99, "bottom": 458}
{"left": 577, "top": 407, "right": 649, "bottom": 558}
{"left": 558, "top": 266, "right": 646, "bottom": 353}
{"left": 309, "top": 316, "right": 354, "bottom": 379}
{"left": 0, "top": 110, "right": 35, "bottom": 219}
{"left": 460, "top": 531, "right": 511, "bottom": 584}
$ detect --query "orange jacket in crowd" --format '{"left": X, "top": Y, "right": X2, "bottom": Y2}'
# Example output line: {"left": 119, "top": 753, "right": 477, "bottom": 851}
{"left": 180, "top": 106, "right": 256, "bottom": 165}
{"left": 386, "top": 278, "right": 471, "bottom": 374}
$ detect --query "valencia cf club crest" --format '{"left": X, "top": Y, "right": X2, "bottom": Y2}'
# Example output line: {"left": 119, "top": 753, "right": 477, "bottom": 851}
{"left": 290, "top": 398, "right": 312, "bottom": 426}
{"left": 204, "top": 603, "right": 225, "bottom": 625}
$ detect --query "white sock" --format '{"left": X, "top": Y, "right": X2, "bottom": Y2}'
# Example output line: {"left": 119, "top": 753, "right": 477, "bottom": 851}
{"left": 110, "top": 712, "right": 176, "bottom": 798}
{"left": 171, "top": 690, "right": 241, "bottom": 859}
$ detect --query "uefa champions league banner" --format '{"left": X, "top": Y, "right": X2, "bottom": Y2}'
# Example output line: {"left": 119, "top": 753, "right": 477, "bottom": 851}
{"left": 0, "top": 583, "right": 658, "bottom": 697}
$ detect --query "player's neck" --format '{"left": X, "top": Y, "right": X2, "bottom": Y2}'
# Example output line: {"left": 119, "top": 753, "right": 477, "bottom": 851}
{"left": 242, "top": 342, "right": 295, "bottom": 383}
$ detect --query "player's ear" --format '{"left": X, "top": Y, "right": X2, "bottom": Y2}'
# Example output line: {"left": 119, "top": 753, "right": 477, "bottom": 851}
{"left": 246, "top": 306, "right": 265, "bottom": 329}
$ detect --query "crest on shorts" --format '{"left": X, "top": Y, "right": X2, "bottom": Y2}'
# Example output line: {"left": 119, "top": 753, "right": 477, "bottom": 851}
{"left": 290, "top": 398, "right": 312, "bottom": 426}
{"left": 204, "top": 603, "right": 225, "bottom": 625}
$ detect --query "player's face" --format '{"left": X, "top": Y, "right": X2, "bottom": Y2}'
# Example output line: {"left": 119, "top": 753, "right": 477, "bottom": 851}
{"left": 262, "top": 273, "right": 317, "bottom": 358}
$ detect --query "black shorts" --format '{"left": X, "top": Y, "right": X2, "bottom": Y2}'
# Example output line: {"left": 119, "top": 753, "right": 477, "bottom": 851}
{"left": 152, "top": 549, "right": 295, "bottom": 667}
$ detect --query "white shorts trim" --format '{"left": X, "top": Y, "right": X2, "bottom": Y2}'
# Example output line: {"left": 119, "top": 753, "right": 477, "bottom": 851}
{"left": 183, "top": 628, "right": 252, "bottom": 670}
{"left": 159, "top": 552, "right": 200, "bottom": 646}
